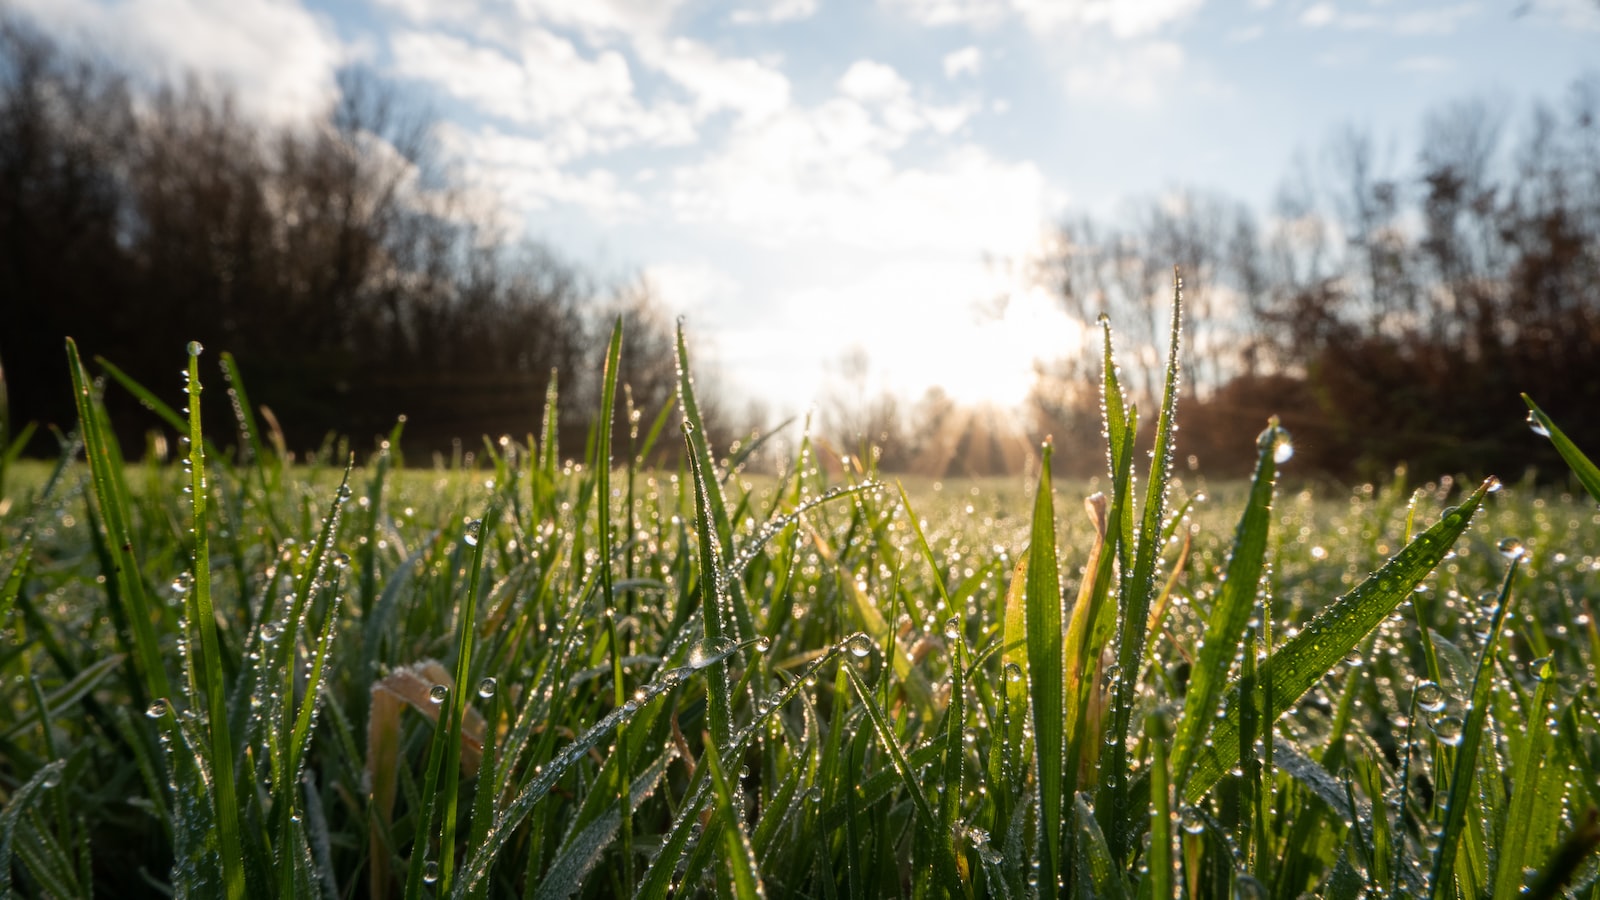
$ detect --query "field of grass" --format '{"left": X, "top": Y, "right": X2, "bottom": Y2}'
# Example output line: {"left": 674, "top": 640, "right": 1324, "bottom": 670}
{"left": 3, "top": 295, "right": 1600, "bottom": 900}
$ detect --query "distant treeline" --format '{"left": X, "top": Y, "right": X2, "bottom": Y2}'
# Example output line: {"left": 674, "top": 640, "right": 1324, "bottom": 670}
{"left": 0, "top": 17, "right": 707, "bottom": 465}
{"left": 1022, "top": 78, "right": 1600, "bottom": 483}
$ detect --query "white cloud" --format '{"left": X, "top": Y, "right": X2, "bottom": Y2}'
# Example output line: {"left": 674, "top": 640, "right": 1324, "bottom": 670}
{"left": 11, "top": 0, "right": 344, "bottom": 121}
{"left": 729, "top": 0, "right": 820, "bottom": 25}
{"left": 374, "top": 0, "right": 687, "bottom": 42}
{"left": 437, "top": 125, "right": 643, "bottom": 218}
{"left": 943, "top": 45, "right": 983, "bottom": 78}
{"left": 633, "top": 37, "right": 792, "bottom": 121}
{"left": 877, "top": 0, "right": 1010, "bottom": 27}
{"left": 1011, "top": 0, "right": 1203, "bottom": 39}
{"left": 838, "top": 60, "right": 913, "bottom": 103}
{"left": 882, "top": 0, "right": 1202, "bottom": 37}
{"left": 1062, "top": 41, "right": 1186, "bottom": 106}
{"left": 1295, "top": 3, "right": 1481, "bottom": 35}
{"left": 391, "top": 29, "right": 696, "bottom": 158}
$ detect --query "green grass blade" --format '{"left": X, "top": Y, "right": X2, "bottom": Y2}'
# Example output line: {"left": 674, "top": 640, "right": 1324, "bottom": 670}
{"left": 96, "top": 355, "right": 189, "bottom": 434}
{"left": 1023, "top": 441, "right": 1065, "bottom": 891}
{"left": 1491, "top": 658, "right": 1558, "bottom": 900}
{"left": 595, "top": 317, "right": 633, "bottom": 891}
{"left": 1430, "top": 557, "right": 1520, "bottom": 899}
{"left": 675, "top": 322, "right": 754, "bottom": 642}
{"left": 0, "top": 760, "right": 67, "bottom": 897}
{"left": 180, "top": 341, "right": 246, "bottom": 900}
{"left": 1109, "top": 273, "right": 1184, "bottom": 858}
{"left": 1147, "top": 712, "right": 1174, "bottom": 900}
{"left": 1171, "top": 419, "right": 1287, "bottom": 786}
{"left": 65, "top": 338, "right": 170, "bottom": 703}
{"left": 1184, "top": 478, "right": 1494, "bottom": 803}
{"left": 842, "top": 660, "right": 965, "bottom": 892}
{"left": 220, "top": 351, "right": 269, "bottom": 468}
{"left": 0, "top": 538, "right": 30, "bottom": 633}
{"left": 686, "top": 434, "right": 736, "bottom": 748}
{"left": 437, "top": 500, "right": 495, "bottom": 895}
{"left": 704, "top": 740, "right": 766, "bottom": 900}
{"left": 1523, "top": 394, "right": 1600, "bottom": 504}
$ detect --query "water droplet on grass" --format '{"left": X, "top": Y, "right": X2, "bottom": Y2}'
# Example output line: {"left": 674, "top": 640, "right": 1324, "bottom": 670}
{"left": 1180, "top": 806, "right": 1205, "bottom": 834}
{"left": 1527, "top": 411, "right": 1550, "bottom": 437}
{"left": 943, "top": 616, "right": 961, "bottom": 641}
{"left": 187, "top": 341, "right": 203, "bottom": 357}
{"left": 478, "top": 677, "right": 497, "bottom": 699}
{"left": 429, "top": 684, "right": 448, "bottom": 704}
{"left": 1498, "top": 537, "right": 1526, "bottom": 561}
{"left": 260, "top": 622, "right": 280, "bottom": 643}
{"left": 422, "top": 861, "right": 439, "bottom": 884}
{"left": 1004, "top": 663, "right": 1023, "bottom": 684}
{"left": 754, "top": 636, "right": 772, "bottom": 653}
{"left": 146, "top": 700, "right": 168, "bottom": 719}
{"left": 1432, "top": 715, "right": 1465, "bottom": 746}
{"left": 1414, "top": 681, "right": 1446, "bottom": 713}
{"left": 463, "top": 520, "right": 482, "bottom": 546}
{"left": 170, "top": 573, "right": 191, "bottom": 594}
{"left": 846, "top": 634, "right": 873, "bottom": 658}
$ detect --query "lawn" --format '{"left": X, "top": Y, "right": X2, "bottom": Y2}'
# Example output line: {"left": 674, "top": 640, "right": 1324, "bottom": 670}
{"left": 2, "top": 305, "right": 1599, "bottom": 899}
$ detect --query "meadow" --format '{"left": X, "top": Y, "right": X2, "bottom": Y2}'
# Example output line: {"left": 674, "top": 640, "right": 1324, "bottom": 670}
{"left": 2, "top": 292, "right": 1600, "bottom": 900}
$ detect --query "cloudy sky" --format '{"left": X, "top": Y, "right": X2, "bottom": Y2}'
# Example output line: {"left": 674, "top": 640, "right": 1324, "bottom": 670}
{"left": 17, "top": 0, "right": 1600, "bottom": 413}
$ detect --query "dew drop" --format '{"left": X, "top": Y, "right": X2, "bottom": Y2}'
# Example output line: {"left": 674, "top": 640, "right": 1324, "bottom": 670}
{"left": 846, "top": 634, "right": 873, "bottom": 658}
{"left": 187, "top": 340, "right": 204, "bottom": 357}
{"left": 943, "top": 616, "right": 961, "bottom": 641}
{"left": 1527, "top": 411, "right": 1550, "bottom": 437}
{"left": 1432, "top": 715, "right": 1465, "bottom": 746}
{"left": 260, "top": 622, "right": 280, "bottom": 643}
{"left": 422, "top": 861, "right": 439, "bottom": 884}
{"left": 1004, "top": 662, "right": 1024, "bottom": 684}
{"left": 1414, "top": 681, "right": 1446, "bottom": 713}
{"left": 754, "top": 636, "right": 772, "bottom": 653}
{"left": 1497, "top": 537, "right": 1526, "bottom": 561}
{"left": 429, "top": 684, "right": 449, "bottom": 704}
{"left": 170, "top": 573, "right": 191, "bottom": 594}
{"left": 477, "top": 677, "right": 497, "bottom": 699}
{"left": 146, "top": 700, "right": 168, "bottom": 719}
{"left": 1180, "top": 805, "right": 1206, "bottom": 834}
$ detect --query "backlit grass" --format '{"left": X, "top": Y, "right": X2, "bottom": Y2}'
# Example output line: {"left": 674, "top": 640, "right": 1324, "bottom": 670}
{"left": 3, "top": 283, "right": 1600, "bottom": 898}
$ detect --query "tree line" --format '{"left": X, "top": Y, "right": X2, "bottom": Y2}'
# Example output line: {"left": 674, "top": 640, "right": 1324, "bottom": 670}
{"left": 0, "top": 17, "right": 709, "bottom": 466}
{"left": 1027, "top": 81, "right": 1600, "bottom": 483}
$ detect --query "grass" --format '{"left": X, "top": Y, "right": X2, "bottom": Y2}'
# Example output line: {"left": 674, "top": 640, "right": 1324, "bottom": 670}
{"left": 3, "top": 278, "right": 1600, "bottom": 898}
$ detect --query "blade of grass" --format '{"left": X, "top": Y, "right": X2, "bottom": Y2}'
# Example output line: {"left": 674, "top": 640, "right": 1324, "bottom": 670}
{"left": 842, "top": 660, "right": 966, "bottom": 893}
{"left": 1023, "top": 440, "right": 1065, "bottom": 892}
{"left": 1184, "top": 478, "right": 1494, "bottom": 803}
{"left": 1430, "top": 555, "right": 1521, "bottom": 899}
{"left": 65, "top": 338, "right": 170, "bottom": 702}
{"left": 675, "top": 321, "right": 754, "bottom": 643}
{"left": 1147, "top": 711, "right": 1174, "bottom": 900}
{"left": 1522, "top": 394, "right": 1600, "bottom": 504}
{"left": 0, "top": 538, "right": 30, "bottom": 634}
{"left": 1108, "top": 271, "right": 1184, "bottom": 861}
{"left": 437, "top": 499, "right": 496, "bottom": 896}
{"left": 179, "top": 340, "right": 247, "bottom": 900}
{"left": 1171, "top": 419, "right": 1287, "bottom": 786}
{"left": 593, "top": 317, "right": 632, "bottom": 891}
{"left": 1490, "top": 657, "right": 1558, "bottom": 900}
{"left": 704, "top": 740, "right": 766, "bottom": 900}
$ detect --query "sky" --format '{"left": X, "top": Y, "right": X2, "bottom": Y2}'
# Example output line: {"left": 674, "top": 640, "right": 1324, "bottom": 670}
{"left": 15, "top": 0, "right": 1600, "bottom": 415}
